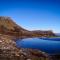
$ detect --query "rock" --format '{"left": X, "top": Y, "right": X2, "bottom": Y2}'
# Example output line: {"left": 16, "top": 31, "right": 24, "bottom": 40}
{"left": 0, "top": 34, "right": 51, "bottom": 60}
{"left": 0, "top": 34, "right": 59, "bottom": 60}
{"left": 27, "top": 59, "right": 31, "bottom": 60}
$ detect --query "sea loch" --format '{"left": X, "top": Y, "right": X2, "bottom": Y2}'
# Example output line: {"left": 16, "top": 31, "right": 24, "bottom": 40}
{"left": 16, "top": 38, "right": 60, "bottom": 55}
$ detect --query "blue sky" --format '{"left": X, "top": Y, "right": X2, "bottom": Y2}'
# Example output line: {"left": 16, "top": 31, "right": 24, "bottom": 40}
{"left": 0, "top": 0, "right": 60, "bottom": 33}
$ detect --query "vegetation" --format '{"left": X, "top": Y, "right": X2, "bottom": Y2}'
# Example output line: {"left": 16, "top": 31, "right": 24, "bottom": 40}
{"left": 0, "top": 16, "right": 56, "bottom": 38}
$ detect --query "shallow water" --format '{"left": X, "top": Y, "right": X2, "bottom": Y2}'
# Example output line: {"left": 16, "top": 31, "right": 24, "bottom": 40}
{"left": 16, "top": 38, "right": 60, "bottom": 54}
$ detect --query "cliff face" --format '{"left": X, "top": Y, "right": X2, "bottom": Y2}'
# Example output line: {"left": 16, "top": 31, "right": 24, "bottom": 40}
{"left": 0, "top": 16, "right": 55, "bottom": 38}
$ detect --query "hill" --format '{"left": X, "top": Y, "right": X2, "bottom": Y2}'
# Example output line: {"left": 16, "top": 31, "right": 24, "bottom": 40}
{"left": 0, "top": 16, "right": 55, "bottom": 38}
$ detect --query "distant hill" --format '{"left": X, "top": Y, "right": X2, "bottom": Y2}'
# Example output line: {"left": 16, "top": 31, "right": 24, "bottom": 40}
{"left": 0, "top": 16, "right": 56, "bottom": 38}
{"left": 55, "top": 33, "right": 60, "bottom": 36}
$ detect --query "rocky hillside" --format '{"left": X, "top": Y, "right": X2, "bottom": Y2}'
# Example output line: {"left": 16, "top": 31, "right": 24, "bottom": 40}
{"left": 0, "top": 16, "right": 29, "bottom": 37}
{"left": 0, "top": 16, "right": 55, "bottom": 38}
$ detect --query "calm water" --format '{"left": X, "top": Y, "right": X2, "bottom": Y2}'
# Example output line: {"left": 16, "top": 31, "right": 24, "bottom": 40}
{"left": 16, "top": 38, "right": 60, "bottom": 54}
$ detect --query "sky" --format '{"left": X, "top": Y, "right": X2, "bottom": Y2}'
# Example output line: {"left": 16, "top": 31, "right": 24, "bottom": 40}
{"left": 0, "top": 0, "right": 60, "bottom": 33}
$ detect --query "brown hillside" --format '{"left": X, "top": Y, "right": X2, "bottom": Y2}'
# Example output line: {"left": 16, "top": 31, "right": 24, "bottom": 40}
{"left": 0, "top": 16, "right": 55, "bottom": 38}
{"left": 0, "top": 16, "right": 30, "bottom": 37}
{"left": 0, "top": 16, "right": 27, "bottom": 31}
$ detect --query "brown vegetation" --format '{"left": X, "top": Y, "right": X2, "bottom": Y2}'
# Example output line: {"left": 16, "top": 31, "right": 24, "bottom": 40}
{"left": 0, "top": 16, "right": 56, "bottom": 38}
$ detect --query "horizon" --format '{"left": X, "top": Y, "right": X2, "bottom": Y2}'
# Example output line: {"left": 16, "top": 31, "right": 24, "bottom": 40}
{"left": 0, "top": 0, "right": 60, "bottom": 33}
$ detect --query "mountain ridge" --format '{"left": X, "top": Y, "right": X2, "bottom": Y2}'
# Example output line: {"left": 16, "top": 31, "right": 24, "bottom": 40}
{"left": 0, "top": 16, "right": 56, "bottom": 38}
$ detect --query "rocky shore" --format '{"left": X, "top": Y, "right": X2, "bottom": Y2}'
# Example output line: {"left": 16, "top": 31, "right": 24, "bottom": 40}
{"left": 0, "top": 34, "right": 59, "bottom": 60}
{"left": 0, "top": 34, "right": 51, "bottom": 60}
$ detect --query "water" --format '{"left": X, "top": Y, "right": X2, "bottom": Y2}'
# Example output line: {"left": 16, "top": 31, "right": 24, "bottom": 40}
{"left": 40, "top": 37, "right": 60, "bottom": 41}
{"left": 16, "top": 38, "right": 60, "bottom": 55}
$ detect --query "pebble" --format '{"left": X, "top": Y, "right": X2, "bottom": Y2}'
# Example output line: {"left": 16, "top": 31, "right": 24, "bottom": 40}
{"left": 27, "top": 59, "right": 31, "bottom": 60}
